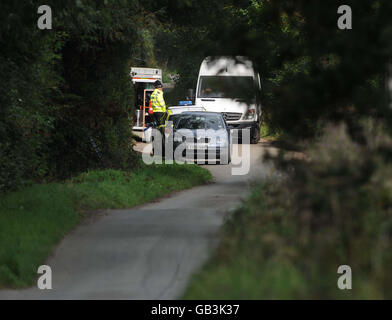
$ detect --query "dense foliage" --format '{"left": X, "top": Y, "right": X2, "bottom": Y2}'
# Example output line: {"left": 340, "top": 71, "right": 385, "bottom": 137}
{"left": 0, "top": 0, "right": 148, "bottom": 191}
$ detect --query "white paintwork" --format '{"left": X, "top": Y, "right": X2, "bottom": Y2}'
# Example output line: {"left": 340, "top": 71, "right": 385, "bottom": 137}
{"left": 130, "top": 67, "right": 162, "bottom": 83}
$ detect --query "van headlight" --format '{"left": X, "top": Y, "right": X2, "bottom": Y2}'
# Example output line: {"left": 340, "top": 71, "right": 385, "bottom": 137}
{"left": 244, "top": 107, "right": 256, "bottom": 120}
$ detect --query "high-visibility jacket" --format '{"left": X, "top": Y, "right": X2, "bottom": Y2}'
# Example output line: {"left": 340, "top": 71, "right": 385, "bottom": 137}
{"left": 150, "top": 89, "right": 166, "bottom": 112}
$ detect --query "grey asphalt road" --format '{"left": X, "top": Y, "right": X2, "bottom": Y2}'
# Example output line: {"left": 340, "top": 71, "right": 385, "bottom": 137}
{"left": 0, "top": 141, "right": 278, "bottom": 300}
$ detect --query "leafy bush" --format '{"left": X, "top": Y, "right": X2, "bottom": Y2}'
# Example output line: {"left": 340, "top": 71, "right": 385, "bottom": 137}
{"left": 0, "top": 1, "right": 145, "bottom": 191}
{"left": 0, "top": 2, "right": 59, "bottom": 191}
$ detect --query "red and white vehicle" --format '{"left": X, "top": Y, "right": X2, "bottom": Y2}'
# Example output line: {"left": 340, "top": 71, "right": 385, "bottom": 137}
{"left": 131, "top": 67, "right": 163, "bottom": 130}
{"left": 131, "top": 67, "right": 162, "bottom": 84}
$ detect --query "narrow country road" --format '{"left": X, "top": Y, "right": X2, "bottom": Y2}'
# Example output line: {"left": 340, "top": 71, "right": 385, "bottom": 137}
{"left": 0, "top": 141, "right": 278, "bottom": 300}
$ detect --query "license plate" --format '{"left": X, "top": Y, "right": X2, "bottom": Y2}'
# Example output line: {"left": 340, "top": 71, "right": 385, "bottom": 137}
{"left": 187, "top": 144, "right": 207, "bottom": 150}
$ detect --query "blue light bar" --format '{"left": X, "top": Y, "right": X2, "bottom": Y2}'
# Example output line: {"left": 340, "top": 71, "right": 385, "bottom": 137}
{"left": 179, "top": 101, "right": 193, "bottom": 106}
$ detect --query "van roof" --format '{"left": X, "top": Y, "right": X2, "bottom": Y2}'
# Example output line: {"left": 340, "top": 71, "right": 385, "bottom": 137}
{"left": 199, "top": 56, "right": 255, "bottom": 77}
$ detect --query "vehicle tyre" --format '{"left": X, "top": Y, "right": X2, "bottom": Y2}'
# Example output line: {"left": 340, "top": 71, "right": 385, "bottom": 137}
{"left": 251, "top": 125, "right": 261, "bottom": 144}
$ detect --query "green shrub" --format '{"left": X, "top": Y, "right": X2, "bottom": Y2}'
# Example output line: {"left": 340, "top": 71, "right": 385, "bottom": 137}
{"left": 0, "top": 1, "right": 143, "bottom": 192}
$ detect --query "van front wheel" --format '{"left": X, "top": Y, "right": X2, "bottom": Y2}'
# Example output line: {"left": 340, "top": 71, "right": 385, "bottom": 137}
{"left": 251, "top": 125, "right": 260, "bottom": 144}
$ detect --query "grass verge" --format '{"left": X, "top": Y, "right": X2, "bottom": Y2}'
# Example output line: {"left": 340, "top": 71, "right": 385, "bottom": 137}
{"left": 0, "top": 163, "right": 212, "bottom": 288}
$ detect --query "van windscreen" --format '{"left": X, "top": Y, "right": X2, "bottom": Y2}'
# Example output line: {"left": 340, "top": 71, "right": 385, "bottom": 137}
{"left": 198, "top": 76, "right": 255, "bottom": 100}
